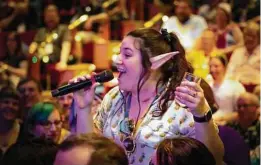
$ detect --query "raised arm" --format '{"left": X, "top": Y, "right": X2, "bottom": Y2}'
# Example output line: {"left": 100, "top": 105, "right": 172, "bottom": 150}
{"left": 0, "top": 60, "right": 28, "bottom": 78}
{"left": 68, "top": 74, "right": 100, "bottom": 134}
{"left": 175, "top": 81, "right": 224, "bottom": 165}
{"left": 84, "top": 0, "right": 127, "bottom": 30}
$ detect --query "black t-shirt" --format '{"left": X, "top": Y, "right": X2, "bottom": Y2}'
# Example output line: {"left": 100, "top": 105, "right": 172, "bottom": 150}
{"left": 33, "top": 24, "right": 71, "bottom": 63}
{"left": 3, "top": 53, "right": 26, "bottom": 68}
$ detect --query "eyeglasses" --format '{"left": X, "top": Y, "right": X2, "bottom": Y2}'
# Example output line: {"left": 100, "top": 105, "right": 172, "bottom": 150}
{"left": 37, "top": 120, "right": 62, "bottom": 129}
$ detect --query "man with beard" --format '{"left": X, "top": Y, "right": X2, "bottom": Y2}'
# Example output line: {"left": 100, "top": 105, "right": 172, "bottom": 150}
{"left": 162, "top": 0, "right": 207, "bottom": 50}
{"left": 0, "top": 86, "right": 20, "bottom": 155}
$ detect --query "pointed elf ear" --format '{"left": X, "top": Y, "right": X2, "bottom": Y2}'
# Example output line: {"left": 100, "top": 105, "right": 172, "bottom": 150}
{"left": 150, "top": 51, "right": 179, "bottom": 70}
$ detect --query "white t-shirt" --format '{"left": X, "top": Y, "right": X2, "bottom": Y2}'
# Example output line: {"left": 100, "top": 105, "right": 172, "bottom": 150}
{"left": 226, "top": 45, "right": 260, "bottom": 85}
{"left": 162, "top": 15, "right": 207, "bottom": 50}
{"left": 209, "top": 79, "right": 246, "bottom": 117}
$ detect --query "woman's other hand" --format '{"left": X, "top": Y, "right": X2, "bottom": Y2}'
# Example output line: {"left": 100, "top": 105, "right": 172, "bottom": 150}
{"left": 175, "top": 81, "right": 210, "bottom": 116}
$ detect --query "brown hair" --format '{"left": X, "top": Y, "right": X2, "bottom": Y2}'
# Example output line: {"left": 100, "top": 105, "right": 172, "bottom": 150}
{"left": 127, "top": 28, "right": 191, "bottom": 115}
{"left": 58, "top": 133, "right": 128, "bottom": 165}
{"left": 210, "top": 54, "right": 228, "bottom": 67}
{"left": 156, "top": 137, "right": 216, "bottom": 165}
{"left": 200, "top": 79, "right": 219, "bottom": 113}
{"left": 17, "top": 77, "right": 42, "bottom": 93}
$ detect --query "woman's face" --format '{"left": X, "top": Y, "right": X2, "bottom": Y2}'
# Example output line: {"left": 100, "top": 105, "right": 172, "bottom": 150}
{"left": 209, "top": 57, "right": 226, "bottom": 80}
{"left": 7, "top": 34, "right": 17, "bottom": 53}
{"left": 116, "top": 36, "right": 144, "bottom": 92}
{"left": 33, "top": 109, "right": 62, "bottom": 143}
{"left": 216, "top": 8, "right": 228, "bottom": 26}
{"left": 201, "top": 31, "right": 216, "bottom": 52}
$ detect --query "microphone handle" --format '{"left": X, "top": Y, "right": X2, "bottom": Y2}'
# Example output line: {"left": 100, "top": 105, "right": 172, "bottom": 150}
{"left": 52, "top": 80, "right": 92, "bottom": 97}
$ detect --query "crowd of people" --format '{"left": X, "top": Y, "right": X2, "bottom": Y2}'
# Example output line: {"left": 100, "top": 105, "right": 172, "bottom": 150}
{"left": 0, "top": 0, "right": 260, "bottom": 165}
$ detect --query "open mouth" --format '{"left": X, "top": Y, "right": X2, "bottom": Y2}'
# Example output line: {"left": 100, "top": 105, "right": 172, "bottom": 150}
{"left": 2, "top": 109, "right": 16, "bottom": 119}
{"left": 117, "top": 67, "right": 127, "bottom": 78}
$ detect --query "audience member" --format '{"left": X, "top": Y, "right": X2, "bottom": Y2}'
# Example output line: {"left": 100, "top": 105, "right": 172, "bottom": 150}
{"left": 54, "top": 133, "right": 128, "bottom": 165}
{"left": 162, "top": 0, "right": 207, "bottom": 50}
{"left": 72, "top": 28, "right": 224, "bottom": 165}
{"left": 83, "top": 0, "right": 128, "bottom": 39}
{"left": 187, "top": 29, "right": 222, "bottom": 79}
{"left": 208, "top": 55, "right": 246, "bottom": 125}
{"left": 226, "top": 21, "right": 260, "bottom": 87}
{"left": 227, "top": 92, "right": 260, "bottom": 164}
{"left": 151, "top": 137, "right": 216, "bottom": 165}
{"left": 232, "top": 0, "right": 260, "bottom": 23}
{"left": 0, "top": 86, "right": 20, "bottom": 154}
{"left": 0, "top": 32, "right": 27, "bottom": 86}
{"left": 17, "top": 78, "right": 42, "bottom": 120}
{"left": 0, "top": 0, "right": 29, "bottom": 32}
{"left": 50, "top": 0, "right": 77, "bottom": 24}
{"left": 198, "top": 0, "right": 221, "bottom": 25}
{"left": 28, "top": 4, "right": 71, "bottom": 89}
{"left": 73, "top": 0, "right": 128, "bottom": 61}
{"left": 56, "top": 91, "right": 73, "bottom": 130}
{"left": 1, "top": 137, "right": 57, "bottom": 165}
{"left": 212, "top": 2, "right": 244, "bottom": 55}
{"left": 29, "top": 4, "right": 71, "bottom": 68}
{"left": 200, "top": 78, "right": 251, "bottom": 165}
{"left": 218, "top": 125, "right": 251, "bottom": 165}
{"left": 0, "top": 70, "right": 13, "bottom": 90}
{"left": 21, "top": 101, "right": 70, "bottom": 144}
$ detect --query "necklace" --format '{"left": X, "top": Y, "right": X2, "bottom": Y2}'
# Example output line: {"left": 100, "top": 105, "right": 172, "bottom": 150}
{"left": 120, "top": 90, "right": 162, "bottom": 155}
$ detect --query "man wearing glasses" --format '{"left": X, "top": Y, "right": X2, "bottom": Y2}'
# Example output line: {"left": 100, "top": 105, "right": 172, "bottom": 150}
{"left": 227, "top": 92, "right": 260, "bottom": 164}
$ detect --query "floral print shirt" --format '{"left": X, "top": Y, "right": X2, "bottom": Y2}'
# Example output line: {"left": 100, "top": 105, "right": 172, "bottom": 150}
{"left": 94, "top": 87, "right": 195, "bottom": 165}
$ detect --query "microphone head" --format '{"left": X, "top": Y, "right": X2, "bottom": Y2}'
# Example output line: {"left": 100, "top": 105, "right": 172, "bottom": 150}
{"left": 51, "top": 89, "right": 60, "bottom": 97}
{"left": 95, "top": 70, "right": 114, "bottom": 83}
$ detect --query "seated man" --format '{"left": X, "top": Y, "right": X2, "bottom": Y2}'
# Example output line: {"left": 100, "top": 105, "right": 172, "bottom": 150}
{"left": 162, "top": 0, "right": 207, "bottom": 50}
{"left": 28, "top": 4, "right": 72, "bottom": 89}
{"left": 226, "top": 22, "right": 260, "bottom": 86}
{"left": 227, "top": 92, "right": 260, "bottom": 164}
{"left": 54, "top": 133, "right": 128, "bottom": 165}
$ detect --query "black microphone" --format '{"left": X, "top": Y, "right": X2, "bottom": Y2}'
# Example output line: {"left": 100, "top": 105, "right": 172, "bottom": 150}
{"left": 51, "top": 70, "right": 114, "bottom": 97}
